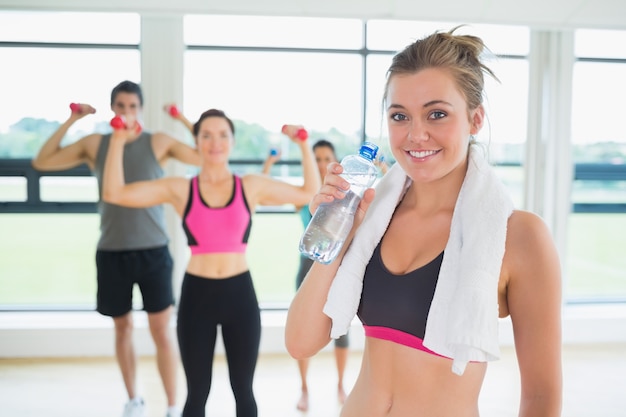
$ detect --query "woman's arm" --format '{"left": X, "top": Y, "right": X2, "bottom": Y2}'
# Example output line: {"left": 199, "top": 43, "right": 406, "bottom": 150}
{"left": 505, "top": 210, "right": 563, "bottom": 417}
{"left": 164, "top": 103, "right": 195, "bottom": 134}
{"left": 157, "top": 133, "right": 202, "bottom": 167}
{"left": 285, "top": 259, "right": 343, "bottom": 358}
{"left": 286, "top": 162, "right": 376, "bottom": 358}
{"left": 102, "top": 127, "right": 187, "bottom": 212}
{"left": 247, "top": 127, "right": 321, "bottom": 207}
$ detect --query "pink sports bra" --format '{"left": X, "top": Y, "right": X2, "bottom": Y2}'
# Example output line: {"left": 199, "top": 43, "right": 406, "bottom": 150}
{"left": 182, "top": 175, "right": 251, "bottom": 255}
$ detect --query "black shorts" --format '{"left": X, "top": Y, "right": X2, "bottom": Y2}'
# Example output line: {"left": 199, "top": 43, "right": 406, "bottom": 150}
{"left": 96, "top": 246, "right": 174, "bottom": 317}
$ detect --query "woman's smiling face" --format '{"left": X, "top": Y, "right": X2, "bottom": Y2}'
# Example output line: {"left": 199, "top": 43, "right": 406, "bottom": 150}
{"left": 386, "top": 68, "right": 484, "bottom": 183}
{"left": 196, "top": 116, "right": 234, "bottom": 164}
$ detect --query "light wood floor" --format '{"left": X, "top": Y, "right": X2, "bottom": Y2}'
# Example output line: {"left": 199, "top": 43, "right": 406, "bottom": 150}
{"left": 1, "top": 344, "right": 625, "bottom": 417}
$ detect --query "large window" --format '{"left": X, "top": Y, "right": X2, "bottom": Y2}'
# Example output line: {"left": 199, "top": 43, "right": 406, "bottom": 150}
{"left": 182, "top": 15, "right": 367, "bottom": 306}
{"left": 183, "top": 15, "right": 366, "bottom": 160}
{"left": 180, "top": 17, "right": 532, "bottom": 307}
{"left": 0, "top": 11, "right": 141, "bottom": 157}
{"left": 0, "top": 11, "right": 140, "bottom": 309}
{"left": 567, "top": 29, "right": 626, "bottom": 302}
{"left": 2, "top": 11, "right": 624, "bottom": 310}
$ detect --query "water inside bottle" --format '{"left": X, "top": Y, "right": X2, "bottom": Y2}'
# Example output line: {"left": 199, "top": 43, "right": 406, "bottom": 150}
{"left": 299, "top": 191, "right": 360, "bottom": 264}
{"left": 340, "top": 172, "right": 377, "bottom": 197}
{"left": 299, "top": 223, "right": 346, "bottom": 264}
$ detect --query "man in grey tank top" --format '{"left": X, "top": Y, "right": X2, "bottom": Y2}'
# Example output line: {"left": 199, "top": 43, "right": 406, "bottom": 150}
{"left": 32, "top": 80, "right": 200, "bottom": 417}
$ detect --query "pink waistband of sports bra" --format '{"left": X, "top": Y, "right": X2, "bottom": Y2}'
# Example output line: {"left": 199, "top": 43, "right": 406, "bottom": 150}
{"left": 363, "top": 325, "right": 450, "bottom": 359}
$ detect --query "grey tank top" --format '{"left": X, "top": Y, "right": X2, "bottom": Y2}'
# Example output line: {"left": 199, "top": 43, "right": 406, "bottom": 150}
{"left": 93, "top": 132, "right": 169, "bottom": 250}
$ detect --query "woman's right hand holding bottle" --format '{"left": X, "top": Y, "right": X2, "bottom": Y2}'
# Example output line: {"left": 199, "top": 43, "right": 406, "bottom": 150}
{"left": 301, "top": 161, "right": 376, "bottom": 263}
{"left": 309, "top": 162, "right": 376, "bottom": 227}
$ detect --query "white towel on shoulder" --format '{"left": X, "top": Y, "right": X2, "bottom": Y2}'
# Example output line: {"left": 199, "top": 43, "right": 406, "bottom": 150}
{"left": 322, "top": 144, "right": 514, "bottom": 375}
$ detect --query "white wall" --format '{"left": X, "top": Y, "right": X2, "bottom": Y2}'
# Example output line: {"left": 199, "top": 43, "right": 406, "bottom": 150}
{"left": 2, "top": 304, "right": 625, "bottom": 357}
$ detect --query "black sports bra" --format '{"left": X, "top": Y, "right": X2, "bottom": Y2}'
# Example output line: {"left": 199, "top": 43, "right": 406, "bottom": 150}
{"left": 357, "top": 240, "right": 445, "bottom": 355}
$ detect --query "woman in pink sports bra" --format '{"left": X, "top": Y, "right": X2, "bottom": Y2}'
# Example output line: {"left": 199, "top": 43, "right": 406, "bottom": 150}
{"left": 103, "top": 109, "right": 320, "bottom": 417}
{"left": 286, "top": 27, "right": 563, "bottom": 417}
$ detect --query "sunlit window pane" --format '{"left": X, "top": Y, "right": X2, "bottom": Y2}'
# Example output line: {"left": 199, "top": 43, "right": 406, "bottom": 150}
{"left": 567, "top": 213, "right": 626, "bottom": 301}
{"left": 183, "top": 50, "right": 363, "bottom": 160}
{"left": 40, "top": 177, "right": 98, "bottom": 202}
{"left": 0, "top": 11, "right": 139, "bottom": 44}
{"left": 571, "top": 62, "right": 626, "bottom": 160}
{"left": 492, "top": 165, "right": 524, "bottom": 208}
{"left": 366, "top": 20, "right": 529, "bottom": 55}
{"left": 247, "top": 213, "right": 303, "bottom": 305}
{"left": 364, "top": 54, "right": 393, "bottom": 160}
{"left": 0, "top": 177, "right": 27, "bottom": 202}
{"left": 0, "top": 214, "right": 99, "bottom": 307}
{"left": 481, "top": 58, "right": 529, "bottom": 158}
{"left": 0, "top": 48, "right": 141, "bottom": 158}
{"left": 367, "top": 20, "right": 461, "bottom": 51}
{"left": 575, "top": 29, "right": 626, "bottom": 59}
{"left": 568, "top": 28, "right": 626, "bottom": 302}
{"left": 185, "top": 15, "right": 363, "bottom": 49}
{"left": 572, "top": 180, "right": 626, "bottom": 204}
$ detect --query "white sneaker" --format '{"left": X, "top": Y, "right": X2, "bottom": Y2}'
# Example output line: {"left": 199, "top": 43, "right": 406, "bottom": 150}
{"left": 122, "top": 398, "right": 145, "bottom": 417}
{"left": 166, "top": 406, "right": 181, "bottom": 417}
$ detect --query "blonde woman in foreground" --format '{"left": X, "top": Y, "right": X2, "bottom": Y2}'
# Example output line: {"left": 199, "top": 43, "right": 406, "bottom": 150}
{"left": 286, "top": 27, "right": 562, "bottom": 417}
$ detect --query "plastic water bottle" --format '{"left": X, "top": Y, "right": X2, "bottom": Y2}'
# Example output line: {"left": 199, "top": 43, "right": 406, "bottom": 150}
{"left": 299, "top": 142, "right": 379, "bottom": 264}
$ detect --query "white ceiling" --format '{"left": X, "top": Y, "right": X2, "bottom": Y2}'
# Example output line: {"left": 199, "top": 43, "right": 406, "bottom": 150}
{"left": 0, "top": 0, "right": 625, "bottom": 30}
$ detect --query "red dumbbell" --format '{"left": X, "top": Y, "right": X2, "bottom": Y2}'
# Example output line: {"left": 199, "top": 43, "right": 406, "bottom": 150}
{"left": 281, "top": 124, "right": 308, "bottom": 141}
{"left": 295, "top": 128, "right": 308, "bottom": 140}
{"left": 110, "top": 116, "right": 142, "bottom": 134}
{"left": 168, "top": 105, "right": 180, "bottom": 117}
{"left": 110, "top": 116, "right": 126, "bottom": 130}
{"left": 69, "top": 103, "right": 82, "bottom": 113}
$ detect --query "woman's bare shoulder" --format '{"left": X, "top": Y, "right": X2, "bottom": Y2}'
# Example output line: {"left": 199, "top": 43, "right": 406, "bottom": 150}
{"left": 507, "top": 209, "right": 549, "bottom": 234}
{"left": 504, "top": 209, "right": 561, "bottom": 287}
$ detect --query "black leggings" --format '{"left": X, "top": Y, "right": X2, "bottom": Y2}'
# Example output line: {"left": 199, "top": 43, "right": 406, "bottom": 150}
{"left": 177, "top": 271, "right": 261, "bottom": 417}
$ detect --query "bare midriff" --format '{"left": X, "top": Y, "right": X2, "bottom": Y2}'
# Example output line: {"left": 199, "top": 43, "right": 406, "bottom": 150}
{"left": 186, "top": 253, "right": 249, "bottom": 279}
{"left": 341, "top": 337, "right": 487, "bottom": 417}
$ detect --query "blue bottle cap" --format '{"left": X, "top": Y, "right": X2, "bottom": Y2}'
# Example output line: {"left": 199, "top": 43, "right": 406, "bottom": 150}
{"left": 269, "top": 148, "right": 278, "bottom": 156}
{"left": 359, "top": 142, "right": 379, "bottom": 161}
